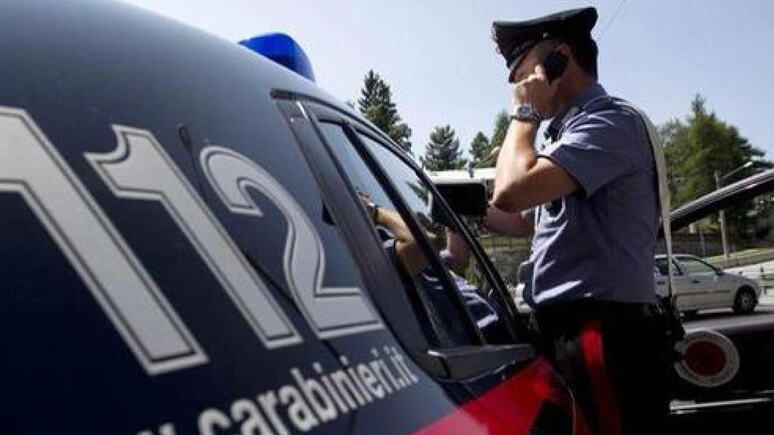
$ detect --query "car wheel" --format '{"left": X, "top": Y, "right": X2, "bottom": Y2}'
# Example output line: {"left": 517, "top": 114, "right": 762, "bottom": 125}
{"left": 733, "top": 287, "right": 757, "bottom": 314}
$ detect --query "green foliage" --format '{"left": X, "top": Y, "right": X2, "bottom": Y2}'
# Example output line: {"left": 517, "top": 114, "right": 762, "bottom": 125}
{"left": 421, "top": 125, "right": 467, "bottom": 171}
{"left": 468, "top": 131, "right": 490, "bottom": 168}
{"left": 662, "top": 94, "right": 772, "bottom": 241}
{"left": 490, "top": 110, "right": 510, "bottom": 152}
{"left": 357, "top": 70, "right": 413, "bottom": 154}
{"left": 476, "top": 110, "right": 509, "bottom": 167}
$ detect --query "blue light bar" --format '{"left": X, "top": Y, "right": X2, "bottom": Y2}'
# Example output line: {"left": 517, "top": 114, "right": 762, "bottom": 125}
{"left": 239, "top": 33, "right": 315, "bottom": 82}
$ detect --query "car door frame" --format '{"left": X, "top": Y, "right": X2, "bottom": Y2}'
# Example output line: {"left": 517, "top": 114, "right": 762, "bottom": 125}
{"left": 274, "top": 91, "right": 536, "bottom": 382}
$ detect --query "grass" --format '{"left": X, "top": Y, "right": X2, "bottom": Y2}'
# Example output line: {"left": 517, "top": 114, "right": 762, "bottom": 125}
{"left": 704, "top": 246, "right": 774, "bottom": 270}
{"left": 706, "top": 248, "right": 770, "bottom": 262}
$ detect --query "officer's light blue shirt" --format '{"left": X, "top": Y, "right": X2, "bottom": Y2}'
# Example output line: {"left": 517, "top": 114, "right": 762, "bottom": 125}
{"left": 526, "top": 83, "right": 657, "bottom": 307}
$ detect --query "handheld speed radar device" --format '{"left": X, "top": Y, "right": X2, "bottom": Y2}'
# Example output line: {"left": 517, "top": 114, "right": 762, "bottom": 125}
{"left": 433, "top": 182, "right": 487, "bottom": 217}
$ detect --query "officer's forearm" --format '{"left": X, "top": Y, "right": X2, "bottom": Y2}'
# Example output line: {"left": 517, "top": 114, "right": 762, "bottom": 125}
{"left": 445, "top": 229, "right": 471, "bottom": 275}
{"left": 492, "top": 120, "right": 539, "bottom": 212}
{"left": 394, "top": 241, "right": 427, "bottom": 277}
{"left": 374, "top": 206, "right": 415, "bottom": 243}
{"left": 483, "top": 204, "right": 534, "bottom": 237}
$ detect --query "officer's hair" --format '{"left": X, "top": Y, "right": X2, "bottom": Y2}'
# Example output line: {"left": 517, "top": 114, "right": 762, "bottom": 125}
{"left": 566, "top": 37, "right": 598, "bottom": 78}
{"left": 538, "top": 37, "right": 598, "bottom": 78}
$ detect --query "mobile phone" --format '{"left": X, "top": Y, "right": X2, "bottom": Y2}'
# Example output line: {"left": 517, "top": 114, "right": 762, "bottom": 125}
{"left": 543, "top": 50, "right": 568, "bottom": 83}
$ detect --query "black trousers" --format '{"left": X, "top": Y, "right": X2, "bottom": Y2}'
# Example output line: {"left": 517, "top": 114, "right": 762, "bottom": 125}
{"left": 529, "top": 301, "right": 674, "bottom": 435}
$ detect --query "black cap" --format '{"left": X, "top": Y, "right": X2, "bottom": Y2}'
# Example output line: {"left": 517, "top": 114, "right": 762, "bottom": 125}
{"left": 492, "top": 7, "right": 598, "bottom": 76}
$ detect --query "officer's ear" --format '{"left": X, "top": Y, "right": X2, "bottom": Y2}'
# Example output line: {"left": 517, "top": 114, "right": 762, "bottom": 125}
{"left": 554, "top": 42, "right": 572, "bottom": 57}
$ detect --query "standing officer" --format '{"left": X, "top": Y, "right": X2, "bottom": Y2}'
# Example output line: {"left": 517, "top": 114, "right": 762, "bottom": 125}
{"left": 489, "top": 7, "right": 673, "bottom": 435}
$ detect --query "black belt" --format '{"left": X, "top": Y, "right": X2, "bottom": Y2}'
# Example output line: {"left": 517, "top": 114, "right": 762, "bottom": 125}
{"left": 534, "top": 300, "right": 664, "bottom": 323}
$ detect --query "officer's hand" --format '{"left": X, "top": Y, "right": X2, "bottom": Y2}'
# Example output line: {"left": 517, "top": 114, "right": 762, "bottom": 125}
{"left": 512, "top": 64, "right": 560, "bottom": 119}
{"left": 483, "top": 204, "right": 534, "bottom": 237}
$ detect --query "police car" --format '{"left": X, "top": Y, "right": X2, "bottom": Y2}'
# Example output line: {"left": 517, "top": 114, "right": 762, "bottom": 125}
{"left": 632, "top": 165, "right": 774, "bottom": 434}
{"left": 668, "top": 169, "right": 774, "bottom": 407}
{"left": 0, "top": 0, "right": 589, "bottom": 433}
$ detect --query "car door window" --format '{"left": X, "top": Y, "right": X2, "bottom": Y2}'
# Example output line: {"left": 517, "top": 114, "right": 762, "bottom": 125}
{"left": 655, "top": 257, "right": 682, "bottom": 276}
{"left": 355, "top": 131, "right": 516, "bottom": 345}
{"left": 317, "top": 122, "right": 515, "bottom": 347}
{"left": 678, "top": 258, "right": 718, "bottom": 276}
{"left": 655, "top": 258, "right": 669, "bottom": 276}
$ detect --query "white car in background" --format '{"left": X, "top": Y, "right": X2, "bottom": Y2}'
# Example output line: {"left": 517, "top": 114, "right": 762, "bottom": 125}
{"left": 511, "top": 253, "right": 763, "bottom": 316}
{"left": 655, "top": 254, "right": 762, "bottom": 315}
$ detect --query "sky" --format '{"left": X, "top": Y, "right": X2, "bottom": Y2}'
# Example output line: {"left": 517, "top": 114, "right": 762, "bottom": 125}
{"left": 118, "top": 0, "right": 774, "bottom": 162}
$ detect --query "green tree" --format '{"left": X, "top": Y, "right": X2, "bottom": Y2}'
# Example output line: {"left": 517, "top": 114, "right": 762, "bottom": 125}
{"left": 662, "top": 94, "right": 771, "bottom": 242}
{"left": 490, "top": 110, "right": 510, "bottom": 152}
{"left": 421, "top": 125, "right": 466, "bottom": 171}
{"left": 469, "top": 131, "right": 490, "bottom": 168}
{"left": 357, "top": 70, "right": 412, "bottom": 154}
{"left": 477, "top": 110, "right": 509, "bottom": 167}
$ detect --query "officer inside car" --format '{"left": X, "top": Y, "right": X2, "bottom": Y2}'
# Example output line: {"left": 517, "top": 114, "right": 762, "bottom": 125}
{"left": 488, "top": 7, "right": 673, "bottom": 435}
{"left": 359, "top": 192, "right": 510, "bottom": 345}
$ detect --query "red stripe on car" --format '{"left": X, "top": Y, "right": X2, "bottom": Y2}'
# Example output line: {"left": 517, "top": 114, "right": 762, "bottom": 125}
{"left": 412, "top": 358, "right": 588, "bottom": 435}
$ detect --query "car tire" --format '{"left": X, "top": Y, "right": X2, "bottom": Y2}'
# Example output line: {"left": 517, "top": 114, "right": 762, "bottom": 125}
{"left": 733, "top": 286, "right": 757, "bottom": 314}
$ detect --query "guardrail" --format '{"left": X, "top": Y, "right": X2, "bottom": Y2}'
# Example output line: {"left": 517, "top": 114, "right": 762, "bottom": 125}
{"left": 726, "top": 265, "right": 774, "bottom": 290}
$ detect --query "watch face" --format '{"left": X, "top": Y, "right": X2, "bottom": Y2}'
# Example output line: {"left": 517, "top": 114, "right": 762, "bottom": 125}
{"left": 512, "top": 104, "right": 542, "bottom": 122}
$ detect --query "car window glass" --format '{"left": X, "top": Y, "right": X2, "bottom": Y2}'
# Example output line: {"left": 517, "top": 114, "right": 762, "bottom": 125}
{"left": 655, "top": 257, "right": 683, "bottom": 276}
{"left": 678, "top": 258, "right": 717, "bottom": 275}
{"left": 356, "top": 132, "right": 514, "bottom": 345}
{"left": 655, "top": 258, "right": 669, "bottom": 276}
{"left": 318, "top": 122, "right": 479, "bottom": 347}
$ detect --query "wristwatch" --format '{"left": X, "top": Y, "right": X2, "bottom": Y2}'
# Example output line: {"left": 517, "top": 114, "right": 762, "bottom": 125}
{"left": 510, "top": 104, "right": 543, "bottom": 124}
{"left": 365, "top": 201, "right": 379, "bottom": 222}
